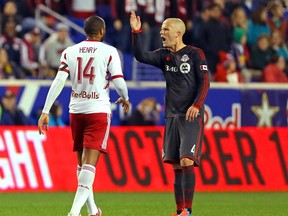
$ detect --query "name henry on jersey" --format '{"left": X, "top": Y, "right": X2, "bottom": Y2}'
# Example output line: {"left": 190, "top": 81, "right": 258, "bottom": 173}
{"left": 79, "top": 47, "right": 98, "bottom": 53}
{"left": 71, "top": 90, "right": 99, "bottom": 99}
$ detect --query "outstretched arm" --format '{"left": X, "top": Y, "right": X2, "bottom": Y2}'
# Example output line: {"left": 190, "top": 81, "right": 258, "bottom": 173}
{"left": 130, "top": 11, "right": 162, "bottom": 68}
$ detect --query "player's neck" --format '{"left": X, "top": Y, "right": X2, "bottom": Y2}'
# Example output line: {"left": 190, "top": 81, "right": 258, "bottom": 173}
{"left": 86, "top": 36, "right": 102, "bottom": 41}
{"left": 170, "top": 42, "right": 186, "bottom": 53}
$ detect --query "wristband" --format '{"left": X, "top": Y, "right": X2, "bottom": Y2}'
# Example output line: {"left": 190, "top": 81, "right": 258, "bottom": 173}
{"left": 132, "top": 29, "right": 142, "bottom": 33}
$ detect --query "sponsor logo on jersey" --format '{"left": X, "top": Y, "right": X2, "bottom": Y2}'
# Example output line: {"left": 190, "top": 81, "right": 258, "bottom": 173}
{"left": 200, "top": 65, "right": 208, "bottom": 70}
{"left": 180, "top": 63, "right": 190, "bottom": 73}
{"left": 71, "top": 90, "right": 99, "bottom": 99}
{"left": 180, "top": 54, "right": 190, "bottom": 62}
{"left": 165, "top": 65, "right": 178, "bottom": 72}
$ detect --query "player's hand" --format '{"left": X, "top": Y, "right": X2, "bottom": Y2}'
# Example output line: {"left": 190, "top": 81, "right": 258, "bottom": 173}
{"left": 115, "top": 97, "right": 130, "bottom": 113}
{"left": 38, "top": 113, "right": 49, "bottom": 135}
{"left": 130, "top": 11, "right": 141, "bottom": 31}
{"left": 186, "top": 105, "right": 199, "bottom": 122}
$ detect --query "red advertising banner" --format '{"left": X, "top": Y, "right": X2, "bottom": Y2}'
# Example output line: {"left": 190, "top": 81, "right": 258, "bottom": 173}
{"left": 0, "top": 126, "right": 287, "bottom": 192}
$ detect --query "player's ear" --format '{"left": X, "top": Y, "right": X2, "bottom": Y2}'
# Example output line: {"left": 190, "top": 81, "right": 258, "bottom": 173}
{"left": 100, "top": 28, "right": 105, "bottom": 36}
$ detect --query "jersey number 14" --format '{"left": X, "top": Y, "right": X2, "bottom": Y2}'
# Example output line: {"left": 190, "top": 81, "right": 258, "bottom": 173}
{"left": 77, "top": 57, "right": 95, "bottom": 84}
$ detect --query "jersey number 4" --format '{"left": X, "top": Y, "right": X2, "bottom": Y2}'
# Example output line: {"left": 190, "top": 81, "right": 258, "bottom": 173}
{"left": 77, "top": 57, "right": 95, "bottom": 84}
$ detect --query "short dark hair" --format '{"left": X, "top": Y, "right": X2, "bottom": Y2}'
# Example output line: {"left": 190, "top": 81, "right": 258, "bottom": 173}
{"left": 84, "top": 16, "right": 105, "bottom": 35}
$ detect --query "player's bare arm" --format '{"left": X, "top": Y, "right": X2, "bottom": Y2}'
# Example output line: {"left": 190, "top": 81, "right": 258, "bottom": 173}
{"left": 185, "top": 105, "right": 199, "bottom": 122}
{"left": 130, "top": 11, "right": 141, "bottom": 31}
{"left": 38, "top": 113, "right": 49, "bottom": 134}
{"left": 115, "top": 97, "right": 130, "bottom": 113}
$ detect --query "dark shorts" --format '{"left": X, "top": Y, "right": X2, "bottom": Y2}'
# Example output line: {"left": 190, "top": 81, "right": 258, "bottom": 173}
{"left": 162, "top": 115, "right": 204, "bottom": 166}
{"left": 70, "top": 113, "right": 111, "bottom": 153}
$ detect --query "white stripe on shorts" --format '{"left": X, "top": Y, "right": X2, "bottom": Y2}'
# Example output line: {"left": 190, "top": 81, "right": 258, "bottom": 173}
{"left": 101, "top": 113, "right": 111, "bottom": 150}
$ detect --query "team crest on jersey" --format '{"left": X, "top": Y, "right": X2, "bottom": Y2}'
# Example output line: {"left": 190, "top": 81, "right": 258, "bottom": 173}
{"left": 180, "top": 54, "right": 190, "bottom": 62}
{"left": 180, "top": 63, "right": 190, "bottom": 73}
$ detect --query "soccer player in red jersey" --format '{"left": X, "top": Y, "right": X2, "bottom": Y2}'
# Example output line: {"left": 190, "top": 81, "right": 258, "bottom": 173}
{"left": 38, "top": 16, "right": 130, "bottom": 216}
{"left": 130, "top": 11, "right": 210, "bottom": 216}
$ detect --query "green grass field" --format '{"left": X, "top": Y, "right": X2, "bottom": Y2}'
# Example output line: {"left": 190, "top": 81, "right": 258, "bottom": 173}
{"left": 0, "top": 192, "right": 287, "bottom": 216}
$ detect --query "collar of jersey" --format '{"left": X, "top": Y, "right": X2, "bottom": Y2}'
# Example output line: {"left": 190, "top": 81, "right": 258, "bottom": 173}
{"left": 85, "top": 39, "right": 101, "bottom": 42}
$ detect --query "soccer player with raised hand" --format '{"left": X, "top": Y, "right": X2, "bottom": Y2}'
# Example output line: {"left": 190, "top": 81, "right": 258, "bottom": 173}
{"left": 130, "top": 10, "right": 210, "bottom": 216}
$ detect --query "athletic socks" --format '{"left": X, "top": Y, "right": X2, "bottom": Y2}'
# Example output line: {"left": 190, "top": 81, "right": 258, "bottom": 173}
{"left": 85, "top": 184, "right": 98, "bottom": 215}
{"left": 173, "top": 169, "right": 184, "bottom": 214}
{"left": 77, "top": 165, "right": 98, "bottom": 215}
{"left": 182, "top": 165, "right": 195, "bottom": 213}
{"left": 70, "top": 164, "right": 96, "bottom": 215}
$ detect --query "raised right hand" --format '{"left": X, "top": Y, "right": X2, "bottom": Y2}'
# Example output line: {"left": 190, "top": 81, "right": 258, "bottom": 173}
{"left": 130, "top": 11, "right": 141, "bottom": 31}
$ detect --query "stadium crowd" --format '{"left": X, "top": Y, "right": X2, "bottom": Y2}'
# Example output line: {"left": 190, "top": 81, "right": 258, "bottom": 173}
{"left": 0, "top": 0, "right": 288, "bottom": 126}
{"left": 0, "top": 0, "right": 287, "bottom": 83}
